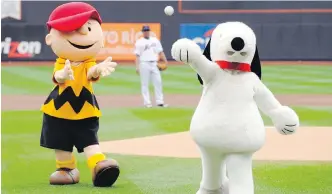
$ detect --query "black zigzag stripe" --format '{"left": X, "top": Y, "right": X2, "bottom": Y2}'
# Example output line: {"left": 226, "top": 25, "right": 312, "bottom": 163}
{"left": 44, "top": 85, "right": 99, "bottom": 114}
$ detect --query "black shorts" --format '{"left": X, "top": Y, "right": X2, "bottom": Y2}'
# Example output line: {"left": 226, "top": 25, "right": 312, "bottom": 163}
{"left": 40, "top": 114, "right": 99, "bottom": 153}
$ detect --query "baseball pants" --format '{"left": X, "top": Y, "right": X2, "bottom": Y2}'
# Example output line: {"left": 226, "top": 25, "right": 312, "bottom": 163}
{"left": 139, "top": 61, "right": 164, "bottom": 105}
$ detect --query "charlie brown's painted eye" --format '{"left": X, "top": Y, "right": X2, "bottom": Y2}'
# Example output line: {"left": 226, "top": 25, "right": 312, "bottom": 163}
{"left": 88, "top": 27, "right": 91, "bottom": 31}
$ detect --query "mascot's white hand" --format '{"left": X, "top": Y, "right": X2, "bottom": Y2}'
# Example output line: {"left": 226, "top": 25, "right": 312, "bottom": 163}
{"left": 270, "top": 106, "right": 300, "bottom": 135}
{"left": 97, "top": 57, "right": 117, "bottom": 77}
{"left": 171, "top": 38, "right": 202, "bottom": 63}
{"left": 63, "top": 59, "right": 74, "bottom": 80}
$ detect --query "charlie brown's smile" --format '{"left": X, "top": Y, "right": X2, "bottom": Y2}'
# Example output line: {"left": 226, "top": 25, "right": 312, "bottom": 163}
{"left": 67, "top": 40, "right": 96, "bottom": 49}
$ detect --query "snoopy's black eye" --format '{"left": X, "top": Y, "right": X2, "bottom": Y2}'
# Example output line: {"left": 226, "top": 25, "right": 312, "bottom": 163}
{"left": 227, "top": 51, "right": 235, "bottom": 55}
{"left": 88, "top": 27, "right": 91, "bottom": 31}
{"left": 240, "top": 52, "right": 247, "bottom": 56}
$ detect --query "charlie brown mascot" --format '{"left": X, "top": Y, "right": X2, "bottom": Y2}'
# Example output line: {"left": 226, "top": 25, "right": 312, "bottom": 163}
{"left": 40, "top": 2, "right": 119, "bottom": 187}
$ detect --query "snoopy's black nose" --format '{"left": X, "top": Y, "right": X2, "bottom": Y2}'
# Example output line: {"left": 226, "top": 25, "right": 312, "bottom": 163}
{"left": 231, "top": 37, "right": 245, "bottom": 51}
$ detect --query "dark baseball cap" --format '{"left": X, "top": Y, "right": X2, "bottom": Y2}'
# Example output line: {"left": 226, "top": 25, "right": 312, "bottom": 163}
{"left": 142, "top": 25, "right": 150, "bottom": 32}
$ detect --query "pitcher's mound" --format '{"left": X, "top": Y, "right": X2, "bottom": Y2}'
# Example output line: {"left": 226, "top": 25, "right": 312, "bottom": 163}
{"left": 100, "top": 127, "right": 332, "bottom": 161}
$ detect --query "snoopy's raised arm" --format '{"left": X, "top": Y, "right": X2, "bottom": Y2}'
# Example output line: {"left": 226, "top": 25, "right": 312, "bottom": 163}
{"left": 171, "top": 38, "right": 218, "bottom": 84}
{"left": 253, "top": 75, "right": 300, "bottom": 135}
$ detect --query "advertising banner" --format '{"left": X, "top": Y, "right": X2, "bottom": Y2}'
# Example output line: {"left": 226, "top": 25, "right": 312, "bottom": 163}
{"left": 97, "top": 23, "right": 161, "bottom": 61}
{"left": 180, "top": 23, "right": 216, "bottom": 51}
{"left": 1, "top": 24, "right": 55, "bottom": 61}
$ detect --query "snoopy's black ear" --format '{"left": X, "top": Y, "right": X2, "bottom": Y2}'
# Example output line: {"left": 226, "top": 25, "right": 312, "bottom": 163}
{"left": 197, "top": 39, "right": 212, "bottom": 85}
{"left": 250, "top": 46, "right": 262, "bottom": 80}
{"left": 203, "top": 39, "right": 212, "bottom": 61}
{"left": 197, "top": 74, "right": 203, "bottom": 85}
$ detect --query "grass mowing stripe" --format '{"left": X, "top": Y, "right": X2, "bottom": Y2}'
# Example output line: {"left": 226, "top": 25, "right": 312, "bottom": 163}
{"left": 264, "top": 82, "right": 331, "bottom": 93}
{"left": 163, "top": 81, "right": 201, "bottom": 90}
{"left": 264, "top": 65, "right": 332, "bottom": 70}
{"left": 130, "top": 108, "right": 194, "bottom": 134}
{"left": 94, "top": 83, "right": 138, "bottom": 94}
{"left": 2, "top": 66, "right": 52, "bottom": 83}
{"left": 263, "top": 65, "right": 332, "bottom": 75}
{"left": 125, "top": 159, "right": 200, "bottom": 193}
{"left": 268, "top": 87, "right": 332, "bottom": 94}
{"left": 261, "top": 106, "right": 332, "bottom": 126}
{"left": 253, "top": 162, "right": 332, "bottom": 194}
{"left": 162, "top": 68, "right": 196, "bottom": 76}
{"left": 292, "top": 106, "right": 332, "bottom": 126}
{"left": 297, "top": 106, "right": 332, "bottom": 112}
{"left": 98, "top": 108, "right": 158, "bottom": 141}
{"left": 1, "top": 66, "right": 52, "bottom": 72}
{"left": 1, "top": 71, "right": 51, "bottom": 93}
{"left": 265, "top": 82, "right": 329, "bottom": 90}
{"left": 93, "top": 77, "right": 140, "bottom": 94}
{"left": 163, "top": 73, "right": 202, "bottom": 83}
{"left": 101, "top": 72, "right": 200, "bottom": 90}
{"left": 109, "top": 70, "right": 198, "bottom": 88}
{"left": 116, "top": 65, "right": 196, "bottom": 77}
{"left": 264, "top": 72, "right": 332, "bottom": 83}
{"left": 264, "top": 77, "right": 332, "bottom": 87}
{"left": 264, "top": 71, "right": 332, "bottom": 81}
{"left": 96, "top": 77, "right": 141, "bottom": 94}
{"left": 2, "top": 67, "right": 137, "bottom": 94}
{"left": 162, "top": 67, "right": 332, "bottom": 84}
{"left": 109, "top": 71, "right": 140, "bottom": 82}
{"left": 1, "top": 84, "right": 32, "bottom": 94}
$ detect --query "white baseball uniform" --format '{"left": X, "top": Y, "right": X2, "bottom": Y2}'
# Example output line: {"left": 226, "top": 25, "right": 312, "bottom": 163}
{"left": 134, "top": 37, "right": 164, "bottom": 106}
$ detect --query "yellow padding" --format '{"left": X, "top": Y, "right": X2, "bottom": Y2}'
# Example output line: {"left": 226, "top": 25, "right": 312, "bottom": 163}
{"left": 87, "top": 153, "right": 106, "bottom": 170}
{"left": 56, "top": 156, "right": 76, "bottom": 169}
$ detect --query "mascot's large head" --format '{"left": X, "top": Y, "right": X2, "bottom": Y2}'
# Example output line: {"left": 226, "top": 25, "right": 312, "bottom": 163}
{"left": 45, "top": 2, "right": 104, "bottom": 62}
{"left": 197, "top": 22, "right": 261, "bottom": 85}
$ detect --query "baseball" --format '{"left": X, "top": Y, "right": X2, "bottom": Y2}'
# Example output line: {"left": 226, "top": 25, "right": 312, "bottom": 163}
{"left": 164, "top": 6, "right": 174, "bottom": 16}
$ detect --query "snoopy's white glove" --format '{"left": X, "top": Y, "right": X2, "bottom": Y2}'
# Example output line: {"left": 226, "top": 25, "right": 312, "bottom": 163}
{"left": 54, "top": 59, "right": 74, "bottom": 82}
{"left": 269, "top": 106, "right": 300, "bottom": 135}
{"left": 96, "top": 57, "right": 117, "bottom": 77}
{"left": 171, "top": 38, "right": 202, "bottom": 63}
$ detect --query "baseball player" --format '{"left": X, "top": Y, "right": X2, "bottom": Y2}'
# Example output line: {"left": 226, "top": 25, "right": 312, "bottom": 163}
{"left": 134, "top": 25, "right": 168, "bottom": 108}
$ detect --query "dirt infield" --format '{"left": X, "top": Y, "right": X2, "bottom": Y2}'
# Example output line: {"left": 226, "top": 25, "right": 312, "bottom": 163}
{"left": 100, "top": 127, "right": 332, "bottom": 161}
{"left": 2, "top": 94, "right": 332, "bottom": 111}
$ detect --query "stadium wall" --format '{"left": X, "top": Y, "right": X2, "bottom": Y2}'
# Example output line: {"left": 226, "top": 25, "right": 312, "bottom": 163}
{"left": 2, "top": 1, "right": 332, "bottom": 61}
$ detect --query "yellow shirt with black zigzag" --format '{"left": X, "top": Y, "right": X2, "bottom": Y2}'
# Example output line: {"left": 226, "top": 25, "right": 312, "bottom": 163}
{"left": 41, "top": 58, "right": 101, "bottom": 120}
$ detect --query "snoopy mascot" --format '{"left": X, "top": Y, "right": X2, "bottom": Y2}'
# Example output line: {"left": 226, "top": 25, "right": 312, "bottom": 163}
{"left": 171, "top": 22, "right": 300, "bottom": 194}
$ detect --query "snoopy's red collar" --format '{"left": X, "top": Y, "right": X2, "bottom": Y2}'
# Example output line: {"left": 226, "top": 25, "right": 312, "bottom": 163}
{"left": 215, "top": 60, "right": 251, "bottom": 72}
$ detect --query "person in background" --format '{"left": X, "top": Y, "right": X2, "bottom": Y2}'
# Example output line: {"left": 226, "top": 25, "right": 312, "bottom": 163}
{"left": 134, "top": 25, "right": 168, "bottom": 108}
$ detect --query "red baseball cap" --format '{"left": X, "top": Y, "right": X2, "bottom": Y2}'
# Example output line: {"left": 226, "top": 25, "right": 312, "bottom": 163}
{"left": 47, "top": 2, "right": 102, "bottom": 32}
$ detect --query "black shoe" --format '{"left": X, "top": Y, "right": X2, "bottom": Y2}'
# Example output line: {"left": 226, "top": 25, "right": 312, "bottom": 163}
{"left": 93, "top": 160, "right": 120, "bottom": 187}
{"left": 157, "top": 104, "right": 168, "bottom": 108}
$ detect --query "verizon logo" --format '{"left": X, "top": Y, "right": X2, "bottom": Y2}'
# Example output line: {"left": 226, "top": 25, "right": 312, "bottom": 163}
{"left": 1, "top": 37, "right": 42, "bottom": 58}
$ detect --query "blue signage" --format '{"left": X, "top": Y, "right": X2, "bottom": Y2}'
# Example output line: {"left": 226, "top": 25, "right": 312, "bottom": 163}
{"left": 180, "top": 23, "right": 217, "bottom": 50}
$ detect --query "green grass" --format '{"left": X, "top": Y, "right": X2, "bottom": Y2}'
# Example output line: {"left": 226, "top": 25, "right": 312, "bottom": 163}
{"left": 2, "top": 64, "right": 332, "bottom": 95}
{"left": 2, "top": 63, "right": 332, "bottom": 193}
{"left": 2, "top": 108, "right": 332, "bottom": 193}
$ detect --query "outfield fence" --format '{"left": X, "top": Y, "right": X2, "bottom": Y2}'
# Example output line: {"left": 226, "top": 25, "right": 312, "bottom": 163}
{"left": 2, "top": 1, "right": 332, "bottom": 61}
